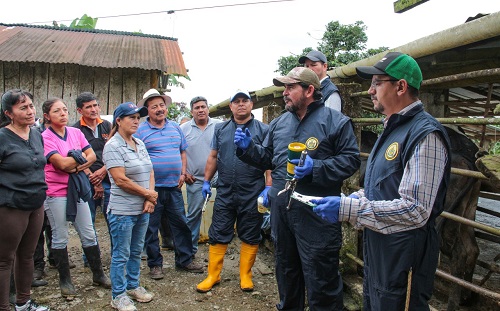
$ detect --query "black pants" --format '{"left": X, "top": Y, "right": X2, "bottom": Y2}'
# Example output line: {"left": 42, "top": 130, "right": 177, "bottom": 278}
{"left": 33, "top": 212, "right": 53, "bottom": 271}
{"left": 270, "top": 187, "right": 343, "bottom": 311}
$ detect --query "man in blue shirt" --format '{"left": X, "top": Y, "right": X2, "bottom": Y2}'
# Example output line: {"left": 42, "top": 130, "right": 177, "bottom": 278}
{"left": 136, "top": 89, "right": 203, "bottom": 280}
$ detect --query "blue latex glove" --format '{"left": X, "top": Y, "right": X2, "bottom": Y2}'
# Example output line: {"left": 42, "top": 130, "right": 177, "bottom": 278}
{"left": 258, "top": 186, "right": 271, "bottom": 207}
{"left": 202, "top": 180, "right": 212, "bottom": 199}
{"left": 348, "top": 193, "right": 359, "bottom": 199}
{"left": 290, "top": 154, "right": 313, "bottom": 179}
{"left": 310, "top": 196, "right": 341, "bottom": 223}
{"left": 234, "top": 128, "right": 252, "bottom": 150}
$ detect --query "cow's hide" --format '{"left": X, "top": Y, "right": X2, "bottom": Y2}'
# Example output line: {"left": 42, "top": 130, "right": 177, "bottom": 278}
{"left": 359, "top": 126, "right": 481, "bottom": 311}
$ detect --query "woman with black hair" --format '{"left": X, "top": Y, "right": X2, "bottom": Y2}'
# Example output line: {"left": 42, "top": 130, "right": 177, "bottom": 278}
{"left": 0, "top": 89, "right": 49, "bottom": 311}
{"left": 41, "top": 98, "right": 110, "bottom": 298}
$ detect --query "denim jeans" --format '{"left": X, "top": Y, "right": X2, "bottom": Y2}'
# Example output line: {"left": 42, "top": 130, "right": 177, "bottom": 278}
{"left": 146, "top": 187, "right": 194, "bottom": 268}
{"left": 185, "top": 180, "right": 204, "bottom": 254}
{"left": 44, "top": 196, "right": 97, "bottom": 249}
{"left": 108, "top": 212, "right": 149, "bottom": 298}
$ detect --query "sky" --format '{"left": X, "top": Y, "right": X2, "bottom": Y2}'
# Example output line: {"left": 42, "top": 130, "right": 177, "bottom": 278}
{"left": 1, "top": 0, "right": 499, "bottom": 109}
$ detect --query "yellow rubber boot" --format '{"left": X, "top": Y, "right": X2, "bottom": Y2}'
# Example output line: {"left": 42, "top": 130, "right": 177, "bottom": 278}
{"left": 239, "top": 242, "right": 259, "bottom": 292}
{"left": 196, "top": 244, "right": 228, "bottom": 293}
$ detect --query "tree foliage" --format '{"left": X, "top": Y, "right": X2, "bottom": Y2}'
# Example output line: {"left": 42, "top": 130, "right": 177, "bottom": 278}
{"left": 167, "top": 101, "right": 191, "bottom": 121}
{"left": 54, "top": 14, "right": 98, "bottom": 29}
{"left": 276, "top": 20, "right": 388, "bottom": 75}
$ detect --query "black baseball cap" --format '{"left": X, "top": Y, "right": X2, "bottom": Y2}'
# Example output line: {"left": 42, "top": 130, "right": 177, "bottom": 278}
{"left": 299, "top": 50, "right": 327, "bottom": 64}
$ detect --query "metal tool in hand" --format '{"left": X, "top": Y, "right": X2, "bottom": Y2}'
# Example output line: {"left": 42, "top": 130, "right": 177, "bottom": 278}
{"left": 202, "top": 194, "right": 210, "bottom": 213}
{"left": 278, "top": 150, "right": 307, "bottom": 196}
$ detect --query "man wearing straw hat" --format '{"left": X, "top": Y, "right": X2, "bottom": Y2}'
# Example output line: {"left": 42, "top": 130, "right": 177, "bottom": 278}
{"left": 135, "top": 89, "right": 203, "bottom": 280}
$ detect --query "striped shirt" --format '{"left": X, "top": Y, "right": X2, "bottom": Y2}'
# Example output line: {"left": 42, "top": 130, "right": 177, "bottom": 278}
{"left": 135, "top": 119, "right": 187, "bottom": 187}
{"left": 103, "top": 132, "right": 153, "bottom": 215}
{"left": 339, "top": 103, "right": 448, "bottom": 234}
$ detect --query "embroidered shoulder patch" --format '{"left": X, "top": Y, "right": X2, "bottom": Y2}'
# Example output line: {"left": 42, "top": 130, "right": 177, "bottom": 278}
{"left": 305, "top": 137, "right": 319, "bottom": 150}
{"left": 385, "top": 142, "right": 399, "bottom": 161}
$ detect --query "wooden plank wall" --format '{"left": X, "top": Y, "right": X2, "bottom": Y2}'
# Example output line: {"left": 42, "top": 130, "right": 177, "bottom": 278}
{"left": 0, "top": 61, "right": 157, "bottom": 124}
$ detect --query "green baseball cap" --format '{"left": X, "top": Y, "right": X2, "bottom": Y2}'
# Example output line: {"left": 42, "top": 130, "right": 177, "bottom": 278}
{"left": 273, "top": 67, "right": 321, "bottom": 89}
{"left": 356, "top": 52, "right": 423, "bottom": 90}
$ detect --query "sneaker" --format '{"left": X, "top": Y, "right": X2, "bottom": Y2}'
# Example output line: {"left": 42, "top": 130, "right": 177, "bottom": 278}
{"left": 111, "top": 293, "right": 136, "bottom": 311}
{"left": 140, "top": 252, "right": 147, "bottom": 260}
{"left": 126, "top": 286, "right": 154, "bottom": 303}
{"left": 176, "top": 261, "right": 203, "bottom": 273}
{"left": 15, "top": 299, "right": 50, "bottom": 311}
{"left": 149, "top": 266, "right": 164, "bottom": 280}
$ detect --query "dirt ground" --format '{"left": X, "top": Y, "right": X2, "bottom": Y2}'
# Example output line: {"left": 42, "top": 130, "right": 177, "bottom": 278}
{"left": 28, "top": 212, "right": 279, "bottom": 311}
{"left": 27, "top": 209, "right": 499, "bottom": 311}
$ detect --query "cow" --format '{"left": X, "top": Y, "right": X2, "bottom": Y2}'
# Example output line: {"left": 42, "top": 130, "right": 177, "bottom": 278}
{"left": 359, "top": 126, "right": 481, "bottom": 311}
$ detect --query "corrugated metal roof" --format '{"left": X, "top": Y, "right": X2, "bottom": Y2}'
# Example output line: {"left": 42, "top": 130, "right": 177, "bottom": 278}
{"left": 0, "top": 23, "right": 187, "bottom": 76}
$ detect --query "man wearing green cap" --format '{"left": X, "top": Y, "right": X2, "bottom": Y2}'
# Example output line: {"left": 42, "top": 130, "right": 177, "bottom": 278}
{"left": 311, "top": 52, "right": 452, "bottom": 310}
{"left": 235, "top": 67, "right": 360, "bottom": 310}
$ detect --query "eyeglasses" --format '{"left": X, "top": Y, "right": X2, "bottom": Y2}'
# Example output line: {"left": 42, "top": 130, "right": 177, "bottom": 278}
{"left": 370, "top": 79, "right": 398, "bottom": 89}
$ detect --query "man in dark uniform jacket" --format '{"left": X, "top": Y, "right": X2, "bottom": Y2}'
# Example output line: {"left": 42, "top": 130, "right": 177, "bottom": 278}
{"left": 299, "top": 50, "right": 342, "bottom": 111}
{"left": 235, "top": 68, "right": 360, "bottom": 310}
{"left": 312, "top": 52, "right": 451, "bottom": 310}
{"left": 197, "top": 90, "right": 271, "bottom": 293}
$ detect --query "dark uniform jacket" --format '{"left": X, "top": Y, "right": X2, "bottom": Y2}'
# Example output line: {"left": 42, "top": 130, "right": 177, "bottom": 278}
{"left": 363, "top": 103, "right": 451, "bottom": 310}
{"left": 321, "top": 76, "right": 340, "bottom": 102}
{"left": 213, "top": 115, "right": 269, "bottom": 201}
{"left": 238, "top": 99, "right": 360, "bottom": 197}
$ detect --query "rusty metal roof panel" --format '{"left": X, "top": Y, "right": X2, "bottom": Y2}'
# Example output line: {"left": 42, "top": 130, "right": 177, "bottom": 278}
{"left": 0, "top": 24, "right": 187, "bottom": 76}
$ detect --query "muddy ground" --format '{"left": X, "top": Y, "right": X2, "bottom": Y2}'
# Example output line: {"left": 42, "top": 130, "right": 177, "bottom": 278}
{"left": 27, "top": 210, "right": 499, "bottom": 311}
{"left": 29, "top": 212, "right": 279, "bottom": 311}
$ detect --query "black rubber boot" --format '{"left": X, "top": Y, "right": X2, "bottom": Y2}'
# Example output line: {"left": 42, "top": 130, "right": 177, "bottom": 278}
{"left": 83, "top": 245, "right": 111, "bottom": 289}
{"left": 51, "top": 247, "right": 77, "bottom": 297}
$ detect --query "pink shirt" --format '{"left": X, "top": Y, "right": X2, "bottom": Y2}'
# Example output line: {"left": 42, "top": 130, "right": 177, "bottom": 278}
{"left": 42, "top": 127, "right": 91, "bottom": 197}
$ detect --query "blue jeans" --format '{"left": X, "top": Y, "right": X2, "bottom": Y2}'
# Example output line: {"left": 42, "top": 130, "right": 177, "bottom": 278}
{"left": 44, "top": 196, "right": 97, "bottom": 249}
{"left": 146, "top": 187, "right": 194, "bottom": 268}
{"left": 108, "top": 212, "right": 149, "bottom": 298}
{"left": 185, "top": 180, "right": 204, "bottom": 254}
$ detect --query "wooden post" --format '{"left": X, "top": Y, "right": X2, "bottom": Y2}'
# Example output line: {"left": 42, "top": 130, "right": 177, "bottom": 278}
{"left": 337, "top": 81, "right": 363, "bottom": 274}
{"left": 262, "top": 101, "right": 285, "bottom": 124}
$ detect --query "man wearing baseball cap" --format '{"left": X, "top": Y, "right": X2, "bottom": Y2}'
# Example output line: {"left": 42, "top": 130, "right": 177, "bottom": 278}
{"left": 312, "top": 52, "right": 452, "bottom": 310}
{"left": 135, "top": 89, "right": 203, "bottom": 279}
{"left": 197, "top": 89, "right": 271, "bottom": 293}
{"left": 235, "top": 67, "right": 360, "bottom": 310}
{"left": 299, "top": 50, "right": 342, "bottom": 111}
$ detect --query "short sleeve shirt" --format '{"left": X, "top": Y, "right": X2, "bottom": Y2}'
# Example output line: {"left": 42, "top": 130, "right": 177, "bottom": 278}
{"left": 135, "top": 119, "right": 187, "bottom": 187}
{"left": 42, "top": 126, "right": 91, "bottom": 197}
{"left": 103, "top": 132, "right": 153, "bottom": 215}
{"left": 180, "top": 118, "right": 221, "bottom": 181}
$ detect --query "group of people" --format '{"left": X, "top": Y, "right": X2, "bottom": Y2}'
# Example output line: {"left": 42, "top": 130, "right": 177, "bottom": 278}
{"left": 0, "top": 50, "right": 451, "bottom": 311}
{"left": 230, "top": 50, "right": 449, "bottom": 311}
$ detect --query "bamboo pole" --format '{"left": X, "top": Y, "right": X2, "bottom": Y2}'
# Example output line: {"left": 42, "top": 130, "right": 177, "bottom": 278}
{"left": 329, "top": 12, "right": 500, "bottom": 79}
